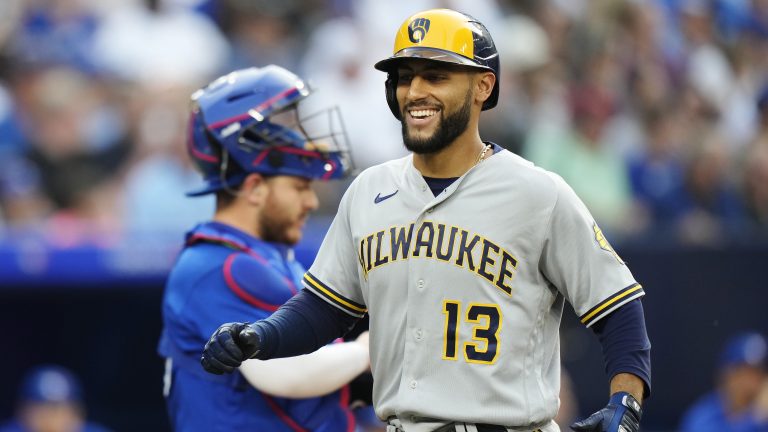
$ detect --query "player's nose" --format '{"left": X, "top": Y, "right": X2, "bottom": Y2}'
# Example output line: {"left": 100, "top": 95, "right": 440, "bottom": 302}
{"left": 305, "top": 188, "right": 319, "bottom": 211}
{"left": 406, "top": 76, "right": 430, "bottom": 101}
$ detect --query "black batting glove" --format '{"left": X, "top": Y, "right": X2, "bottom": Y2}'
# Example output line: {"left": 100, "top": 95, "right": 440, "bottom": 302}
{"left": 571, "top": 392, "right": 642, "bottom": 432}
{"left": 200, "top": 322, "right": 262, "bottom": 375}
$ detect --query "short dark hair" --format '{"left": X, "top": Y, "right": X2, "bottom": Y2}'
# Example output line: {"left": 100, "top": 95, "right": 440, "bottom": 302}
{"left": 215, "top": 188, "right": 239, "bottom": 209}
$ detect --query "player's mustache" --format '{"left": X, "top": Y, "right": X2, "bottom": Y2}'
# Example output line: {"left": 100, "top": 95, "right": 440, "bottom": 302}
{"left": 403, "top": 101, "right": 443, "bottom": 111}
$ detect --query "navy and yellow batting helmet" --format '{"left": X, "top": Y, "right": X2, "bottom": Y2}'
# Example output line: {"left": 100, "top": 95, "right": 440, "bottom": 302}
{"left": 186, "top": 65, "right": 352, "bottom": 196}
{"left": 374, "top": 9, "right": 500, "bottom": 119}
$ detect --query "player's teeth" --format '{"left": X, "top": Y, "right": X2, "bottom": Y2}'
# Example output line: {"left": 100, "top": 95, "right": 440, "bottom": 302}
{"left": 410, "top": 109, "right": 437, "bottom": 118}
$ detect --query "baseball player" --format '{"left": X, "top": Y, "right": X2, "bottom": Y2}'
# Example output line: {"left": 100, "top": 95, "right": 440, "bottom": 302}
{"left": 200, "top": 9, "right": 651, "bottom": 432}
{"left": 158, "top": 65, "right": 372, "bottom": 431}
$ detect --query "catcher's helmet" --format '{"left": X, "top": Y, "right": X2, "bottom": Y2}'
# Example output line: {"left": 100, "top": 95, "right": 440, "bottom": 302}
{"left": 374, "top": 9, "right": 500, "bottom": 120}
{"left": 186, "top": 65, "right": 352, "bottom": 196}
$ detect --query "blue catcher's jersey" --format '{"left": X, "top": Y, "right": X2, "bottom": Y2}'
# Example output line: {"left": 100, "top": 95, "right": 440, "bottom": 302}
{"left": 158, "top": 221, "right": 356, "bottom": 432}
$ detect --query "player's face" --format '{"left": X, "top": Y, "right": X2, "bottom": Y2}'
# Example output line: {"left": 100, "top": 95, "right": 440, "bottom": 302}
{"left": 258, "top": 176, "right": 319, "bottom": 245}
{"left": 21, "top": 402, "right": 84, "bottom": 432}
{"left": 396, "top": 60, "right": 474, "bottom": 154}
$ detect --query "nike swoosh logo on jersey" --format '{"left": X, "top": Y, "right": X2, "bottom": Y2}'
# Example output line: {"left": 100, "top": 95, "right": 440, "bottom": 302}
{"left": 374, "top": 190, "right": 398, "bottom": 204}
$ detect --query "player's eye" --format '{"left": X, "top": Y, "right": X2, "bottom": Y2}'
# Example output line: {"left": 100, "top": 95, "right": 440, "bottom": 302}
{"left": 397, "top": 73, "right": 413, "bottom": 84}
{"left": 293, "top": 179, "right": 311, "bottom": 192}
{"left": 424, "top": 72, "right": 447, "bottom": 82}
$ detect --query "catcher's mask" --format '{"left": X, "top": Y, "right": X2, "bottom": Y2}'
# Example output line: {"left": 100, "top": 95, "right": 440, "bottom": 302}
{"left": 374, "top": 9, "right": 500, "bottom": 120}
{"left": 186, "top": 65, "right": 353, "bottom": 196}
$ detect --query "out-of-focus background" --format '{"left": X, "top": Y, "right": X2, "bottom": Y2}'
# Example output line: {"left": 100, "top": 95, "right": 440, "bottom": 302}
{"left": 0, "top": 0, "right": 766, "bottom": 431}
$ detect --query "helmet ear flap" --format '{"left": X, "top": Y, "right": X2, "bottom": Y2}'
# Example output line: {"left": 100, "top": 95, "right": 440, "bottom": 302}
{"left": 385, "top": 74, "right": 401, "bottom": 120}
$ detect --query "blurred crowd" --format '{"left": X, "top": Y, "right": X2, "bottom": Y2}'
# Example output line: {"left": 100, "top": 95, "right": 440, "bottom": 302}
{"left": 0, "top": 365, "right": 112, "bottom": 432}
{"left": 1, "top": 0, "right": 768, "bottom": 247}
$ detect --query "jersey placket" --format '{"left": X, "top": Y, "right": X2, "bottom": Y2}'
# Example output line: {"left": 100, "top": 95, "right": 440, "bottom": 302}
{"left": 395, "top": 165, "right": 475, "bottom": 416}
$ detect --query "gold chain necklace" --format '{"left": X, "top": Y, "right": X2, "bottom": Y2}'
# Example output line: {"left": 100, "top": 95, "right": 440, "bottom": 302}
{"left": 475, "top": 144, "right": 492, "bottom": 166}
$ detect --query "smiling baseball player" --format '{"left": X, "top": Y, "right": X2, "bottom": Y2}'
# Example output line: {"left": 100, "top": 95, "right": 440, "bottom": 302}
{"left": 200, "top": 9, "right": 651, "bottom": 432}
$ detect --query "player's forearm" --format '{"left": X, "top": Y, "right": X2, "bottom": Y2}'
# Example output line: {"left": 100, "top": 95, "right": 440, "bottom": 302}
{"left": 610, "top": 373, "right": 645, "bottom": 404}
{"left": 252, "top": 289, "right": 360, "bottom": 359}
{"left": 592, "top": 299, "right": 652, "bottom": 398}
{"left": 240, "top": 341, "right": 369, "bottom": 398}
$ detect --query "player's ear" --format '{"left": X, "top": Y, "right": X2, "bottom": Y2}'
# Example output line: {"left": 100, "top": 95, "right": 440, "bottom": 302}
{"left": 242, "top": 173, "right": 267, "bottom": 205}
{"left": 473, "top": 71, "right": 495, "bottom": 106}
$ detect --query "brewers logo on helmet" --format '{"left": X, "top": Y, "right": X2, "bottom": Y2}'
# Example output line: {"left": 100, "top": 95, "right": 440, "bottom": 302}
{"left": 186, "top": 65, "right": 352, "bottom": 196}
{"left": 374, "top": 9, "right": 500, "bottom": 119}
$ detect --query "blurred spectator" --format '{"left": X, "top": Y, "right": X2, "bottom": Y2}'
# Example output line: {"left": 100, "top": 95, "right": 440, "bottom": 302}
{"left": 0, "top": 365, "right": 112, "bottom": 432}
{"left": 0, "top": 1, "right": 22, "bottom": 71}
{"left": 678, "top": 0, "right": 762, "bottom": 154}
{"left": 601, "top": 1, "right": 673, "bottom": 161}
{"left": 480, "top": 14, "right": 567, "bottom": 155}
{"left": 91, "top": 0, "right": 229, "bottom": 85}
{"left": 627, "top": 105, "right": 688, "bottom": 235}
{"left": 0, "top": 155, "right": 52, "bottom": 229}
{"left": 0, "top": 84, "right": 23, "bottom": 154}
{"left": 742, "top": 143, "right": 768, "bottom": 232}
{"left": 714, "top": 0, "right": 768, "bottom": 41}
{"left": 525, "top": 84, "right": 635, "bottom": 235}
{"left": 679, "top": 332, "right": 768, "bottom": 432}
{"left": 87, "top": 0, "right": 229, "bottom": 236}
{"left": 754, "top": 83, "right": 768, "bottom": 146}
{"left": 217, "top": 0, "right": 312, "bottom": 72}
{"left": 739, "top": 85, "right": 768, "bottom": 234}
{"left": 299, "top": 17, "right": 403, "bottom": 170}
{"left": 6, "top": 65, "right": 130, "bottom": 245}
{"left": 118, "top": 81, "right": 214, "bottom": 235}
{"left": 4, "top": 0, "right": 103, "bottom": 73}
{"left": 677, "top": 128, "right": 746, "bottom": 245}
{"left": 681, "top": 1, "right": 733, "bottom": 110}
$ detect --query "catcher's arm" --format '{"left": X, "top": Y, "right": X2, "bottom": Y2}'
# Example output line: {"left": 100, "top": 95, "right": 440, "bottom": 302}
{"left": 239, "top": 331, "right": 369, "bottom": 398}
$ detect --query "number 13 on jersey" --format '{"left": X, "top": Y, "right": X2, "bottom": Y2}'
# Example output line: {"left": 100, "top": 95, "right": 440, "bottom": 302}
{"left": 442, "top": 300, "right": 502, "bottom": 364}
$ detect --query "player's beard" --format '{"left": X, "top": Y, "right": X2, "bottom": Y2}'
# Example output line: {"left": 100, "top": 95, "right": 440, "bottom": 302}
{"left": 401, "top": 88, "right": 472, "bottom": 155}
{"left": 258, "top": 207, "right": 305, "bottom": 246}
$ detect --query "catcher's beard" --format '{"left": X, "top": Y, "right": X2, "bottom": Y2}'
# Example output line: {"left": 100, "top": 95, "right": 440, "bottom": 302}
{"left": 401, "top": 88, "right": 472, "bottom": 155}
{"left": 258, "top": 204, "right": 306, "bottom": 246}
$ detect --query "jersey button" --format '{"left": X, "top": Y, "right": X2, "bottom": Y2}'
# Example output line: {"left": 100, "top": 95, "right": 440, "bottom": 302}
{"left": 421, "top": 185, "right": 427, "bottom": 192}
{"left": 417, "top": 279, "right": 425, "bottom": 289}
{"left": 414, "top": 329, "right": 423, "bottom": 340}
{"left": 409, "top": 380, "right": 417, "bottom": 389}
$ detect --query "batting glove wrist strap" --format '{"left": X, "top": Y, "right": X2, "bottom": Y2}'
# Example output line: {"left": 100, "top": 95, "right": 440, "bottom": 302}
{"left": 239, "top": 323, "right": 264, "bottom": 359}
{"left": 570, "top": 391, "right": 642, "bottom": 432}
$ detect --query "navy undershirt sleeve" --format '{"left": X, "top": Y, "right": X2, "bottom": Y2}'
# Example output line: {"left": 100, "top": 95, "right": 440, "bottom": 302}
{"left": 249, "top": 289, "right": 359, "bottom": 359}
{"left": 591, "top": 298, "right": 652, "bottom": 398}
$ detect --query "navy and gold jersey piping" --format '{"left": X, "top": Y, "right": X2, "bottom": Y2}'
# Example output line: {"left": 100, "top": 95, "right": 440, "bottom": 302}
{"left": 302, "top": 272, "right": 367, "bottom": 317}
{"left": 580, "top": 283, "right": 644, "bottom": 327}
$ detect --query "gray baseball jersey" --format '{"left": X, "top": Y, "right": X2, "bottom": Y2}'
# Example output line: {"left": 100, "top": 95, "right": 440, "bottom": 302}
{"left": 303, "top": 148, "right": 643, "bottom": 431}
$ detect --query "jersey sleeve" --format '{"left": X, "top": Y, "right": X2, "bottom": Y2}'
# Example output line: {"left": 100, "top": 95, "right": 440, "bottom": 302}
{"left": 303, "top": 186, "right": 368, "bottom": 318}
{"left": 540, "top": 174, "right": 644, "bottom": 327}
